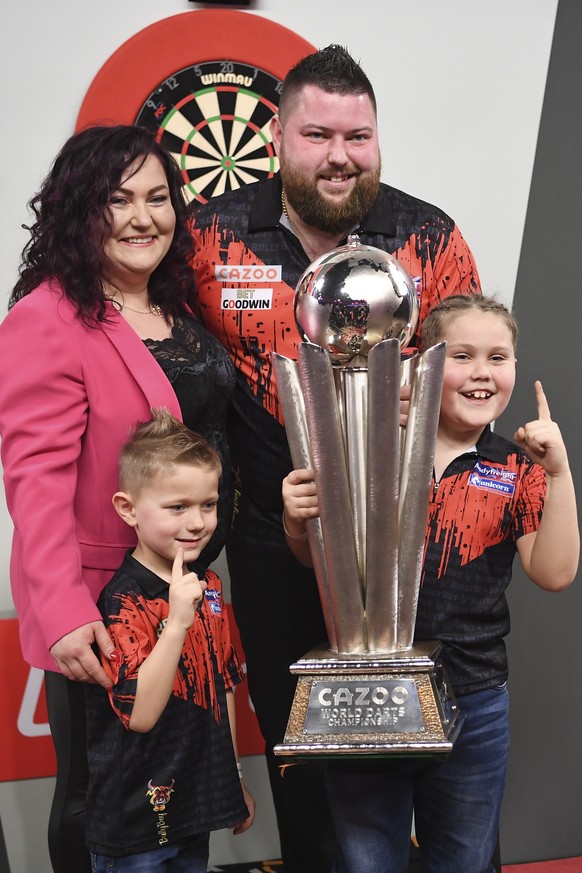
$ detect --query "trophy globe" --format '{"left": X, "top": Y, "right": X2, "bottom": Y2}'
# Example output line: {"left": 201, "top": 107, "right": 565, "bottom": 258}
{"left": 294, "top": 233, "right": 419, "bottom": 364}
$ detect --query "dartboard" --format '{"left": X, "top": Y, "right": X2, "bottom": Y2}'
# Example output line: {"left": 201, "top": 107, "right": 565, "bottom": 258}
{"left": 135, "top": 61, "right": 281, "bottom": 204}
{"left": 76, "top": 11, "right": 315, "bottom": 203}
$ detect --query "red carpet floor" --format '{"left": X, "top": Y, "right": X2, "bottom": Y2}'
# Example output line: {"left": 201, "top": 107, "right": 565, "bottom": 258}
{"left": 207, "top": 858, "right": 582, "bottom": 872}
{"left": 208, "top": 860, "right": 582, "bottom": 873}
{"left": 503, "top": 860, "right": 582, "bottom": 872}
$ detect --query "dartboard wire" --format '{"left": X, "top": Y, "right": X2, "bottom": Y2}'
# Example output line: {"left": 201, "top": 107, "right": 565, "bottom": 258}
{"left": 235, "top": 157, "right": 279, "bottom": 172}
{"left": 230, "top": 167, "right": 263, "bottom": 186}
{"left": 158, "top": 113, "right": 223, "bottom": 161}
{"left": 182, "top": 165, "right": 226, "bottom": 201}
{"left": 160, "top": 96, "right": 225, "bottom": 159}
{"left": 181, "top": 156, "right": 227, "bottom": 170}
{"left": 168, "top": 115, "right": 225, "bottom": 161}
{"left": 191, "top": 89, "right": 225, "bottom": 146}
{"left": 207, "top": 119, "right": 229, "bottom": 156}
{"left": 178, "top": 151, "right": 276, "bottom": 176}
{"left": 231, "top": 133, "right": 272, "bottom": 161}
{"left": 230, "top": 91, "right": 264, "bottom": 153}
{"left": 227, "top": 120, "right": 274, "bottom": 161}
{"left": 176, "top": 115, "right": 276, "bottom": 174}
{"left": 193, "top": 114, "right": 276, "bottom": 171}
{"left": 211, "top": 170, "right": 229, "bottom": 198}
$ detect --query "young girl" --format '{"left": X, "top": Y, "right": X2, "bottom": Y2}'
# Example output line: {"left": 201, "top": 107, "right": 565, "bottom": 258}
{"left": 282, "top": 295, "right": 578, "bottom": 873}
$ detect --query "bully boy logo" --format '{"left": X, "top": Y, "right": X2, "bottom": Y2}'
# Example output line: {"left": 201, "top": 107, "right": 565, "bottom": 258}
{"left": 146, "top": 778, "right": 175, "bottom": 811}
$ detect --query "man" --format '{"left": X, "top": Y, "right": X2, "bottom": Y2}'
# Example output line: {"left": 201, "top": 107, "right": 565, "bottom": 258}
{"left": 191, "top": 45, "right": 481, "bottom": 873}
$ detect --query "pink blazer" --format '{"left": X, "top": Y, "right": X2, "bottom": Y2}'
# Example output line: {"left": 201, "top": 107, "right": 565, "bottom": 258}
{"left": 0, "top": 282, "right": 182, "bottom": 669}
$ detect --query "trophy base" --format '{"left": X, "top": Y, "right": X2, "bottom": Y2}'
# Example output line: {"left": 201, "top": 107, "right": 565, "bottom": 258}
{"left": 273, "top": 641, "right": 463, "bottom": 759}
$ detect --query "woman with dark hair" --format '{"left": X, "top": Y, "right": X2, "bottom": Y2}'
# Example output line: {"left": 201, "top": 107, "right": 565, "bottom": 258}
{"left": 0, "top": 125, "right": 236, "bottom": 873}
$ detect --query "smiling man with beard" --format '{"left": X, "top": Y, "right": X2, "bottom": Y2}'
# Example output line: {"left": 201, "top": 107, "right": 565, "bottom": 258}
{"left": 190, "top": 45, "right": 481, "bottom": 873}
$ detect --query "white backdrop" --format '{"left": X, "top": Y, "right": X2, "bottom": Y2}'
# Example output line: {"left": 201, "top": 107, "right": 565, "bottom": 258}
{"left": 0, "top": 1, "right": 559, "bottom": 870}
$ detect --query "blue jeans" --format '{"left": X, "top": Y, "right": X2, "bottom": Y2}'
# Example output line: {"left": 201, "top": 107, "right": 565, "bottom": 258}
{"left": 90, "top": 832, "right": 209, "bottom": 873}
{"left": 325, "top": 684, "right": 509, "bottom": 873}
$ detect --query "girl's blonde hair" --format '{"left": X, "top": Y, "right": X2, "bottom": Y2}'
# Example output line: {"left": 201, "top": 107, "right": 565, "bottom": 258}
{"left": 420, "top": 295, "right": 518, "bottom": 352}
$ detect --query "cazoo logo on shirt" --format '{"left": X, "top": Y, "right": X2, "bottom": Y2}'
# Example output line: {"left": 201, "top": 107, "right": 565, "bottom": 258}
{"left": 216, "top": 265, "right": 281, "bottom": 311}
{"left": 215, "top": 265, "right": 282, "bottom": 282}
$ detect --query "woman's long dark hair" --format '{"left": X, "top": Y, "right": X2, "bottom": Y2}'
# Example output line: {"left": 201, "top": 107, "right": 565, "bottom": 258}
{"left": 10, "top": 125, "right": 196, "bottom": 322}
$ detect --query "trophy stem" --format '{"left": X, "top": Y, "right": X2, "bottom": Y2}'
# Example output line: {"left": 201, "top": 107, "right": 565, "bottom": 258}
{"left": 364, "top": 339, "right": 401, "bottom": 652}
{"left": 299, "top": 343, "right": 366, "bottom": 654}
{"left": 400, "top": 353, "right": 419, "bottom": 462}
{"left": 334, "top": 365, "right": 369, "bottom": 584}
{"left": 272, "top": 353, "right": 338, "bottom": 650}
{"left": 397, "top": 342, "right": 446, "bottom": 650}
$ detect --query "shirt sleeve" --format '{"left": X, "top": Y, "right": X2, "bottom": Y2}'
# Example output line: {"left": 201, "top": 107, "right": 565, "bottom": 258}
{"left": 99, "top": 586, "right": 160, "bottom": 729}
{"left": 513, "top": 459, "right": 546, "bottom": 541}
{"left": 205, "top": 570, "right": 244, "bottom": 692}
{"left": 394, "top": 218, "right": 482, "bottom": 348}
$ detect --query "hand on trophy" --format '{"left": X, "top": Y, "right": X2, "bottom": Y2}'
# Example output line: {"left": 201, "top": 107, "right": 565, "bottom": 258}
{"left": 514, "top": 381, "right": 570, "bottom": 476}
{"left": 399, "top": 382, "right": 411, "bottom": 427}
{"left": 282, "top": 469, "right": 319, "bottom": 566}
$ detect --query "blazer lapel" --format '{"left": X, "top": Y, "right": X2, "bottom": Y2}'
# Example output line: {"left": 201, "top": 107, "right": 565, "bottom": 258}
{"left": 98, "top": 308, "right": 183, "bottom": 421}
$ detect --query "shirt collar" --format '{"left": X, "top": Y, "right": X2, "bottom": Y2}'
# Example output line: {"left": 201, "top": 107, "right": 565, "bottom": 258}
{"left": 119, "top": 551, "right": 168, "bottom": 597}
{"left": 119, "top": 551, "right": 204, "bottom": 598}
{"left": 475, "top": 425, "right": 508, "bottom": 463}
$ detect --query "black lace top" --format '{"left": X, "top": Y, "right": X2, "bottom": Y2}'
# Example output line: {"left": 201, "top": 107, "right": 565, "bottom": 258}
{"left": 144, "top": 314, "right": 235, "bottom": 570}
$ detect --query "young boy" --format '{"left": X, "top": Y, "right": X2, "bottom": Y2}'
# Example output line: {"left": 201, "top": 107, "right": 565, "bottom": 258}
{"left": 282, "top": 295, "right": 578, "bottom": 873}
{"left": 84, "top": 410, "right": 254, "bottom": 873}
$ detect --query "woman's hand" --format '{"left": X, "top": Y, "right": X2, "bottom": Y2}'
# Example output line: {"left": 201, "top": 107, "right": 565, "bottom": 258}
{"left": 50, "top": 621, "right": 117, "bottom": 689}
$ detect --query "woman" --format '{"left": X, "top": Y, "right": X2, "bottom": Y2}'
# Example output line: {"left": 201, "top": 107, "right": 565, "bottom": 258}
{"left": 0, "top": 125, "right": 235, "bottom": 873}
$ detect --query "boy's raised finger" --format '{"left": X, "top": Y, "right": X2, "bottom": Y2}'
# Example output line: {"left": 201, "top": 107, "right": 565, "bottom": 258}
{"left": 171, "top": 547, "right": 184, "bottom": 584}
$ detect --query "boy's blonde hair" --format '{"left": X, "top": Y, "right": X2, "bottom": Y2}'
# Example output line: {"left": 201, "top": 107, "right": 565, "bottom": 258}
{"left": 119, "top": 408, "right": 221, "bottom": 496}
{"left": 420, "top": 295, "right": 518, "bottom": 352}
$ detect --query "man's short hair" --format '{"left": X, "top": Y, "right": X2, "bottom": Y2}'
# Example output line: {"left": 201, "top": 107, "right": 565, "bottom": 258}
{"left": 118, "top": 408, "right": 221, "bottom": 496}
{"left": 278, "top": 44, "right": 377, "bottom": 121}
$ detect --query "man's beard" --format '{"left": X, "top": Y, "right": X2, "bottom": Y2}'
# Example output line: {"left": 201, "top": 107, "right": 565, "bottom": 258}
{"left": 280, "top": 151, "right": 381, "bottom": 235}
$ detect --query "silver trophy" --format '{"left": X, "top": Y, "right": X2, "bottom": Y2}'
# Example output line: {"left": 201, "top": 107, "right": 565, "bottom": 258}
{"left": 273, "top": 234, "right": 462, "bottom": 757}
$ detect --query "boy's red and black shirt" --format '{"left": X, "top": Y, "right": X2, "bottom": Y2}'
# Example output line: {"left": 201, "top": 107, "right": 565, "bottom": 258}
{"left": 85, "top": 552, "right": 247, "bottom": 857}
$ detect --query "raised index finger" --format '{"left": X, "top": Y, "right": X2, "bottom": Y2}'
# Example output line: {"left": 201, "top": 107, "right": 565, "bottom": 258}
{"left": 171, "top": 547, "right": 184, "bottom": 584}
{"left": 534, "top": 380, "right": 552, "bottom": 421}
